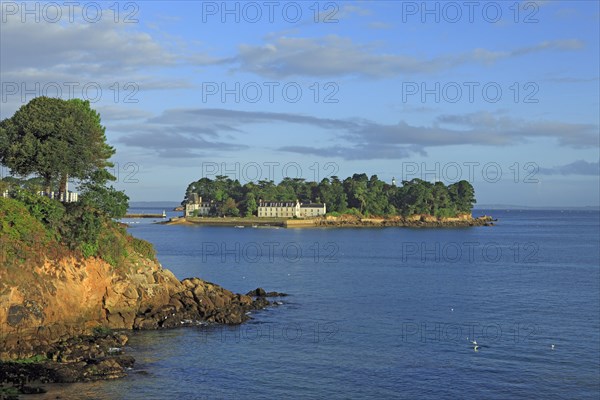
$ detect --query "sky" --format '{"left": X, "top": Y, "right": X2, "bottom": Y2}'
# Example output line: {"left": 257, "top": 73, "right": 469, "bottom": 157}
{"left": 0, "top": 0, "right": 599, "bottom": 206}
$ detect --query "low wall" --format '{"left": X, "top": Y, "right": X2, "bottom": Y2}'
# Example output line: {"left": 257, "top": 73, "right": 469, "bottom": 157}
{"left": 284, "top": 219, "right": 318, "bottom": 227}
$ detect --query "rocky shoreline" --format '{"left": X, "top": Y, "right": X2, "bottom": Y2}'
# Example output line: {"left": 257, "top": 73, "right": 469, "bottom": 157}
{"left": 166, "top": 214, "right": 496, "bottom": 228}
{"left": 0, "top": 332, "right": 133, "bottom": 397}
{"left": 0, "top": 287, "right": 285, "bottom": 397}
{"left": 1, "top": 196, "right": 293, "bottom": 396}
{"left": 312, "top": 215, "right": 496, "bottom": 228}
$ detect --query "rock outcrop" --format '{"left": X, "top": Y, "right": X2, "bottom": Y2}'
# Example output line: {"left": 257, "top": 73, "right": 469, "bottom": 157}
{"left": 0, "top": 196, "right": 284, "bottom": 394}
{"left": 0, "top": 256, "right": 273, "bottom": 361}
{"left": 310, "top": 214, "right": 495, "bottom": 228}
{"left": 0, "top": 331, "right": 134, "bottom": 387}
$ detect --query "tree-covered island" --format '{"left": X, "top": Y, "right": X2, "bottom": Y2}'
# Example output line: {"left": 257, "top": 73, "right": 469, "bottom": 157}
{"left": 182, "top": 174, "right": 478, "bottom": 219}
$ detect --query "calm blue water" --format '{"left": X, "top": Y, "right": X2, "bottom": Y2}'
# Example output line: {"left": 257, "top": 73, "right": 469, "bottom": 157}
{"left": 36, "top": 210, "right": 600, "bottom": 399}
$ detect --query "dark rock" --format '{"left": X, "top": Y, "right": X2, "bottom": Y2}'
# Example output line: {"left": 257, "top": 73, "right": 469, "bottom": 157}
{"left": 7, "top": 305, "right": 27, "bottom": 326}
{"left": 246, "top": 288, "right": 288, "bottom": 297}
{"left": 246, "top": 288, "right": 267, "bottom": 297}
{"left": 168, "top": 298, "right": 184, "bottom": 311}
{"left": 7, "top": 301, "right": 46, "bottom": 328}
{"left": 251, "top": 297, "right": 270, "bottom": 310}
{"left": 0, "top": 332, "right": 136, "bottom": 386}
{"left": 20, "top": 386, "right": 47, "bottom": 394}
{"left": 265, "top": 291, "right": 288, "bottom": 297}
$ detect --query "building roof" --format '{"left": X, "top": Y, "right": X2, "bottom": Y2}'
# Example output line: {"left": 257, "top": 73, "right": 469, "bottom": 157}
{"left": 300, "top": 203, "right": 325, "bottom": 208}
{"left": 258, "top": 200, "right": 325, "bottom": 208}
{"left": 185, "top": 200, "right": 214, "bottom": 207}
{"left": 259, "top": 202, "right": 297, "bottom": 207}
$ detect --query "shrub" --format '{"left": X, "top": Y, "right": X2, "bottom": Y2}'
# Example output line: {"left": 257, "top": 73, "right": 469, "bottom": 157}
{"left": 434, "top": 207, "right": 458, "bottom": 218}
{"left": 10, "top": 189, "right": 65, "bottom": 240}
{"left": 11, "top": 354, "right": 47, "bottom": 364}
{"left": 60, "top": 202, "right": 103, "bottom": 252}
{"left": 344, "top": 208, "right": 363, "bottom": 217}
{"left": 79, "top": 183, "right": 129, "bottom": 219}
{"left": 0, "top": 197, "right": 53, "bottom": 267}
{"left": 80, "top": 242, "right": 99, "bottom": 258}
{"left": 132, "top": 237, "right": 156, "bottom": 261}
{"left": 1, "top": 193, "right": 155, "bottom": 269}
{"left": 96, "top": 223, "right": 128, "bottom": 267}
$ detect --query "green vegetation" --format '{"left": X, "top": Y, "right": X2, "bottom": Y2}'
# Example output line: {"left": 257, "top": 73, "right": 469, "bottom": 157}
{"left": 0, "top": 385, "right": 20, "bottom": 398}
{"left": 92, "top": 326, "right": 114, "bottom": 336}
{"left": 131, "top": 237, "right": 156, "bottom": 261}
{"left": 0, "top": 97, "right": 115, "bottom": 196}
{"left": 0, "top": 197, "right": 58, "bottom": 268}
{"left": 0, "top": 97, "right": 154, "bottom": 268}
{"left": 0, "top": 192, "right": 152, "bottom": 268}
{"left": 9, "top": 354, "right": 48, "bottom": 364}
{"left": 183, "top": 174, "right": 476, "bottom": 218}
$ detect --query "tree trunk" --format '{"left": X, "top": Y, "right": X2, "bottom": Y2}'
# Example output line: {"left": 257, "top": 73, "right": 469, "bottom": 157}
{"left": 58, "top": 173, "right": 68, "bottom": 201}
{"left": 44, "top": 176, "right": 52, "bottom": 197}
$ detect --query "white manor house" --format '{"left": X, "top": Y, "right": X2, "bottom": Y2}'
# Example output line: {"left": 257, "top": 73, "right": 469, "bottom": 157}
{"left": 184, "top": 194, "right": 214, "bottom": 217}
{"left": 257, "top": 200, "right": 326, "bottom": 218}
{"left": 185, "top": 194, "right": 326, "bottom": 218}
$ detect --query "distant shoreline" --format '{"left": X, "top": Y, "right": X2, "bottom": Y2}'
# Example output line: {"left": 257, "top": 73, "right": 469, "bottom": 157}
{"left": 162, "top": 214, "right": 495, "bottom": 228}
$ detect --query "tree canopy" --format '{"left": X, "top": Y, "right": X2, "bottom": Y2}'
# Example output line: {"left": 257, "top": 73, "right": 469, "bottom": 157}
{"left": 0, "top": 97, "right": 129, "bottom": 259}
{"left": 183, "top": 174, "right": 476, "bottom": 218}
{"left": 0, "top": 96, "right": 115, "bottom": 193}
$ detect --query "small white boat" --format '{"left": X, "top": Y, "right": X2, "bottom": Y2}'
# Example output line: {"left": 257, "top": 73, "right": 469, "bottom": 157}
{"left": 235, "top": 225, "right": 244, "bottom": 228}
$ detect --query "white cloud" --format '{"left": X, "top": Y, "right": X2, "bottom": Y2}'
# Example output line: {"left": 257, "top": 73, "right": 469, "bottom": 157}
{"left": 225, "top": 35, "right": 585, "bottom": 78}
{"left": 539, "top": 160, "right": 599, "bottom": 176}
{"left": 111, "top": 108, "right": 598, "bottom": 160}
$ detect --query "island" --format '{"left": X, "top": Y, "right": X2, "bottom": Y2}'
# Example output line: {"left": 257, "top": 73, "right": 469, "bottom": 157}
{"left": 170, "top": 174, "right": 494, "bottom": 228}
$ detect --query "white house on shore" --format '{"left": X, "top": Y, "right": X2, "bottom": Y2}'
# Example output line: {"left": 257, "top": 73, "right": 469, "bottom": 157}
{"left": 257, "top": 201, "right": 297, "bottom": 218}
{"left": 257, "top": 200, "right": 326, "bottom": 218}
{"left": 185, "top": 193, "right": 214, "bottom": 217}
{"left": 39, "top": 191, "right": 79, "bottom": 203}
{"left": 298, "top": 202, "right": 327, "bottom": 218}
{"left": 2, "top": 189, "right": 78, "bottom": 203}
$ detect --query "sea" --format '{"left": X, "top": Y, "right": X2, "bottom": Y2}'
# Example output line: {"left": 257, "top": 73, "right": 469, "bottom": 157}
{"left": 26, "top": 208, "right": 600, "bottom": 399}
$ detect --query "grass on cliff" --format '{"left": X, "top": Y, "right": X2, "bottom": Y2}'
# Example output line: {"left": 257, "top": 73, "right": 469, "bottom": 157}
{"left": 8, "top": 354, "right": 47, "bottom": 364}
{"left": 0, "top": 196, "right": 156, "bottom": 272}
{"left": 0, "top": 197, "right": 61, "bottom": 270}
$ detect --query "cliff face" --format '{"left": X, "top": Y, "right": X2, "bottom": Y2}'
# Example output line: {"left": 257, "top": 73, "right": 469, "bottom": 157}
{"left": 0, "top": 199, "right": 266, "bottom": 360}
{"left": 0, "top": 253, "right": 265, "bottom": 360}
{"left": 0, "top": 198, "right": 284, "bottom": 395}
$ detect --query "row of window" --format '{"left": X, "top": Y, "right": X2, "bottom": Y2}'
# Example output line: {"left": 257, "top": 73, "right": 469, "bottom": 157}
{"left": 257, "top": 209, "right": 325, "bottom": 217}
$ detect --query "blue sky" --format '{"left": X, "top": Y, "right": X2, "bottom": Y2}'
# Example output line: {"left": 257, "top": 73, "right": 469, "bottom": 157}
{"left": 1, "top": 0, "right": 598, "bottom": 206}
